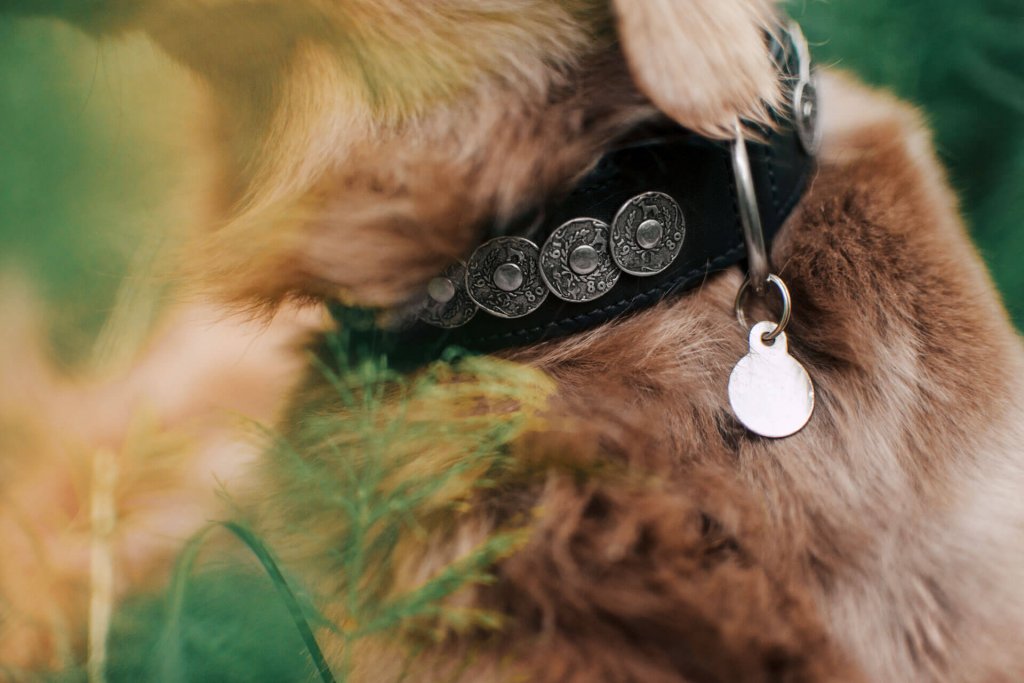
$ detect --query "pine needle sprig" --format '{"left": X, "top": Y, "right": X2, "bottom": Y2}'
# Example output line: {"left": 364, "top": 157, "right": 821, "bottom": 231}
{"left": 241, "top": 319, "right": 556, "bottom": 680}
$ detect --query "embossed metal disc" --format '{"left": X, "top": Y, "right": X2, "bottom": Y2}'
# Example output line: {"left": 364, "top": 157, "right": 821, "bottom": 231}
{"left": 539, "top": 218, "right": 620, "bottom": 302}
{"left": 793, "top": 76, "right": 821, "bottom": 155}
{"left": 418, "top": 263, "right": 478, "bottom": 328}
{"left": 610, "top": 192, "right": 686, "bottom": 276}
{"left": 728, "top": 321, "right": 814, "bottom": 438}
{"left": 466, "top": 236, "right": 548, "bottom": 318}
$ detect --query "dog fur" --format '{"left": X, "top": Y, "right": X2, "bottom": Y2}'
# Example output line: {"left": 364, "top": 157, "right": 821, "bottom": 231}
{"left": 5, "top": 0, "right": 1024, "bottom": 680}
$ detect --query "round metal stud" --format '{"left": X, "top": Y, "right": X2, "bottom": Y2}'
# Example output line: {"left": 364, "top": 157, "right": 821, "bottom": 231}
{"left": 540, "top": 218, "right": 620, "bottom": 303}
{"left": 466, "top": 236, "right": 548, "bottom": 318}
{"left": 635, "top": 219, "right": 664, "bottom": 250}
{"left": 793, "top": 75, "right": 821, "bottom": 155}
{"left": 419, "top": 263, "right": 478, "bottom": 328}
{"left": 569, "top": 245, "right": 599, "bottom": 275}
{"left": 493, "top": 263, "right": 524, "bottom": 292}
{"left": 427, "top": 276, "right": 456, "bottom": 304}
{"left": 610, "top": 192, "right": 685, "bottom": 276}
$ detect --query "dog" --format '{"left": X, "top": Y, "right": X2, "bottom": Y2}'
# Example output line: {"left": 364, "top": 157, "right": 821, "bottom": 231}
{"left": 5, "top": 1, "right": 1024, "bottom": 681}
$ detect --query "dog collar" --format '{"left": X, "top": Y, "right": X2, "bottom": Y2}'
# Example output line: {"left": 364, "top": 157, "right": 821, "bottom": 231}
{"left": 331, "top": 24, "right": 818, "bottom": 361}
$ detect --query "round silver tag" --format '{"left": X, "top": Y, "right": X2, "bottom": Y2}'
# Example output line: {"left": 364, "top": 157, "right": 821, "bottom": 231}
{"left": 539, "top": 218, "right": 620, "bottom": 302}
{"left": 610, "top": 192, "right": 685, "bottom": 276}
{"left": 466, "top": 236, "right": 548, "bottom": 318}
{"left": 418, "top": 263, "right": 478, "bottom": 328}
{"left": 728, "top": 321, "right": 814, "bottom": 438}
{"left": 793, "top": 75, "right": 821, "bottom": 155}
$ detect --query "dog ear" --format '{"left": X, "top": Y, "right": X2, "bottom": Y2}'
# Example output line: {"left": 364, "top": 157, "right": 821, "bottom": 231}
{"left": 611, "top": 0, "right": 781, "bottom": 138}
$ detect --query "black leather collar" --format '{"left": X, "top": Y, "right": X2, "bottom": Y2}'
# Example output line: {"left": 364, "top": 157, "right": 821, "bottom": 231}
{"left": 329, "top": 26, "right": 816, "bottom": 365}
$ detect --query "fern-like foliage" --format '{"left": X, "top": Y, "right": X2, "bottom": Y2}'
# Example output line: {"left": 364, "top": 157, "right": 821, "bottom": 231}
{"left": 46, "top": 312, "right": 555, "bottom": 683}
{"left": 249, "top": 313, "right": 554, "bottom": 680}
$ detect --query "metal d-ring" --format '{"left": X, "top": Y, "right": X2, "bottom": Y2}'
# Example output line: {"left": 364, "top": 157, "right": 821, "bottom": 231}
{"left": 788, "top": 21, "right": 812, "bottom": 84}
{"left": 787, "top": 21, "right": 821, "bottom": 155}
{"left": 731, "top": 123, "right": 770, "bottom": 297}
{"left": 734, "top": 273, "right": 792, "bottom": 343}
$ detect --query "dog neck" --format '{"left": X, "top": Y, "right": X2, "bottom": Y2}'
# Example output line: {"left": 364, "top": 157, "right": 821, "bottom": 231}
{"left": 330, "top": 25, "right": 817, "bottom": 363}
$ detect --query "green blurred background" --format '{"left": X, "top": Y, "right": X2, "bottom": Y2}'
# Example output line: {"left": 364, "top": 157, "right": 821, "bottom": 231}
{"left": 1, "top": 0, "right": 1022, "bottom": 371}
{"left": 0, "top": 20, "right": 201, "bottom": 367}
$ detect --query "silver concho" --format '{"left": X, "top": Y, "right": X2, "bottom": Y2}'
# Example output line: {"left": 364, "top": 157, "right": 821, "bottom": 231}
{"left": 466, "top": 236, "right": 548, "bottom": 318}
{"left": 793, "top": 75, "right": 821, "bottom": 155}
{"left": 610, "top": 192, "right": 685, "bottom": 276}
{"left": 418, "top": 263, "right": 478, "bottom": 328}
{"left": 539, "top": 218, "right": 620, "bottom": 302}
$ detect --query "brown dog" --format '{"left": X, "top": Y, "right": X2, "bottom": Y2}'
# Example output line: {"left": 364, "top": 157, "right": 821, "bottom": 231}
{"left": 6, "top": 1, "right": 1024, "bottom": 681}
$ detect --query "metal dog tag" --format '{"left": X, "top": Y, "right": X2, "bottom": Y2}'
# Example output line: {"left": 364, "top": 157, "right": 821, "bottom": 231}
{"left": 728, "top": 321, "right": 814, "bottom": 438}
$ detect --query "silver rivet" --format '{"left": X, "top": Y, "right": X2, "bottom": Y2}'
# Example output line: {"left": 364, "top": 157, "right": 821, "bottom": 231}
{"left": 427, "top": 276, "right": 456, "bottom": 303}
{"left": 635, "top": 219, "right": 663, "bottom": 249}
{"left": 493, "top": 263, "right": 524, "bottom": 292}
{"left": 569, "top": 245, "right": 600, "bottom": 275}
{"left": 802, "top": 97, "right": 814, "bottom": 120}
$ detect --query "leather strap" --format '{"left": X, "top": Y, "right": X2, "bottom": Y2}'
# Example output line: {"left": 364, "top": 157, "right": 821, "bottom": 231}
{"left": 329, "top": 26, "right": 815, "bottom": 364}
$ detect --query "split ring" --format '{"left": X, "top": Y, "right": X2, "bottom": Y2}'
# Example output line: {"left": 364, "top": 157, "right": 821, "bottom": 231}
{"left": 734, "top": 273, "right": 792, "bottom": 343}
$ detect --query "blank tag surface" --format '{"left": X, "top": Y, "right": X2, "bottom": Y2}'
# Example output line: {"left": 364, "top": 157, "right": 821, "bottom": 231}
{"left": 728, "top": 321, "right": 814, "bottom": 438}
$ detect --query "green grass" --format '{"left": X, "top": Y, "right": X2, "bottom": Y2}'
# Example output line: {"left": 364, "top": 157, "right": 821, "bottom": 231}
{"left": 50, "top": 568, "right": 316, "bottom": 683}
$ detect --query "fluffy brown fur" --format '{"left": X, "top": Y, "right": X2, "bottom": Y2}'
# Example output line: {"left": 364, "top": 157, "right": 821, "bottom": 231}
{"left": 7, "top": 0, "right": 1024, "bottom": 681}
{"left": 500, "top": 73, "right": 1024, "bottom": 682}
